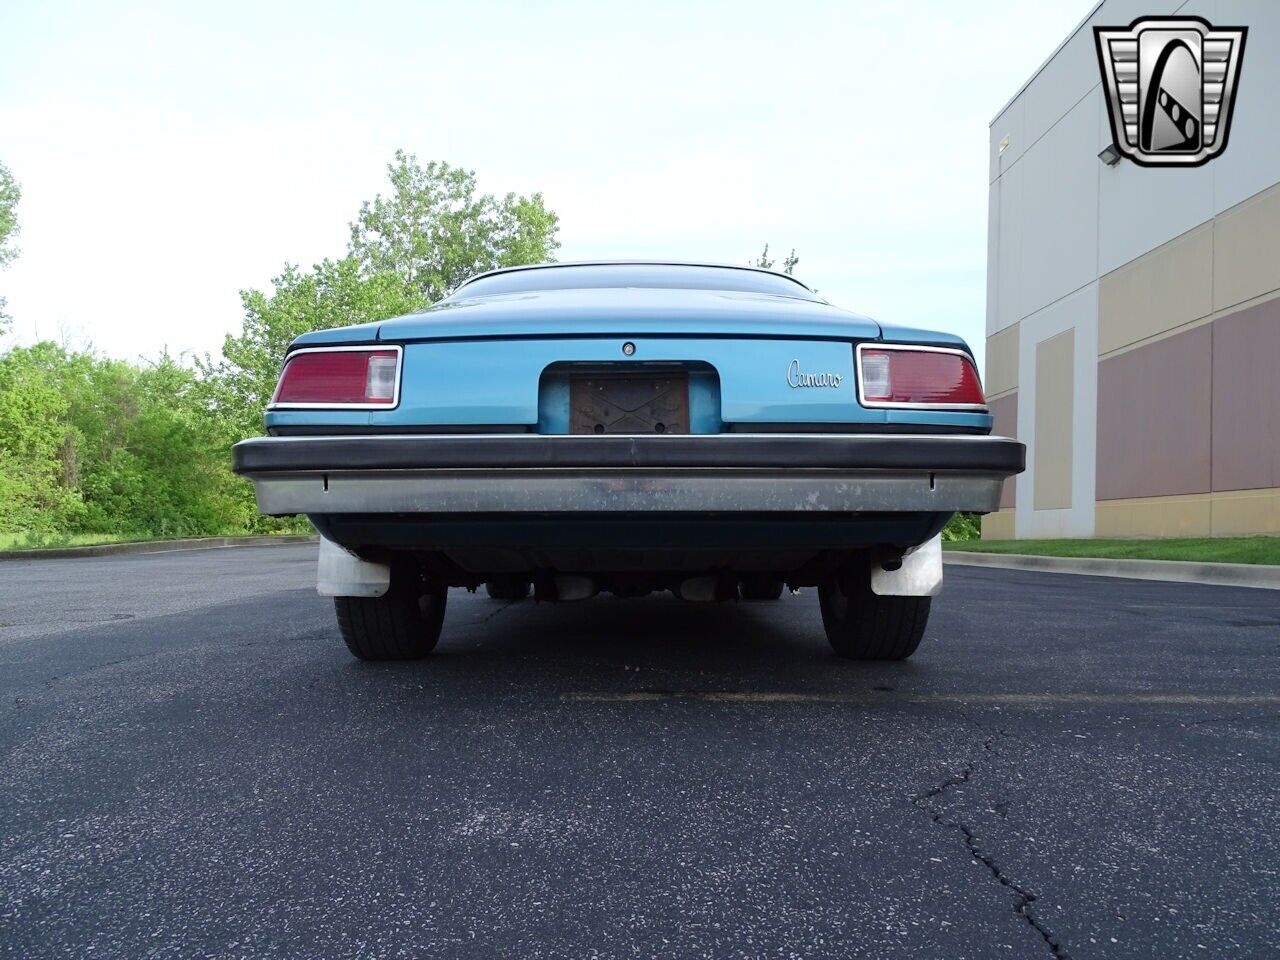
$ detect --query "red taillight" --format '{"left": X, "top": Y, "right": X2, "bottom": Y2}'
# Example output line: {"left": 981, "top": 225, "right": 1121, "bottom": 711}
{"left": 271, "top": 348, "right": 400, "bottom": 407}
{"left": 858, "top": 346, "right": 985, "bottom": 408}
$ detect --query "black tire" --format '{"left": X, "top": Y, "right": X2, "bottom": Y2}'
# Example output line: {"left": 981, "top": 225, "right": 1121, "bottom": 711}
{"left": 818, "top": 575, "right": 929, "bottom": 661}
{"left": 739, "top": 578, "right": 785, "bottom": 601}
{"left": 334, "top": 574, "right": 447, "bottom": 661}
{"left": 485, "top": 579, "right": 531, "bottom": 601}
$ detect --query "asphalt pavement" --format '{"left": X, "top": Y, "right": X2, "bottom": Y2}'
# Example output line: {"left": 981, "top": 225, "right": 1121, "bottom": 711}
{"left": 1, "top": 544, "right": 1277, "bottom": 959}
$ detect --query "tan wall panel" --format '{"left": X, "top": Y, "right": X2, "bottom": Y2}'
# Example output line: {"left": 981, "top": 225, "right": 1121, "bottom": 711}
{"left": 1094, "top": 489, "right": 1280, "bottom": 537}
{"left": 1034, "top": 331, "right": 1074, "bottom": 511}
{"left": 985, "top": 324, "right": 1020, "bottom": 397}
{"left": 1214, "top": 182, "right": 1280, "bottom": 312}
{"left": 1098, "top": 223, "right": 1213, "bottom": 356}
{"left": 981, "top": 510, "right": 1015, "bottom": 540}
{"left": 988, "top": 392, "right": 1018, "bottom": 508}
{"left": 1210, "top": 489, "right": 1280, "bottom": 536}
{"left": 1095, "top": 495, "right": 1212, "bottom": 538}
{"left": 1096, "top": 324, "right": 1212, "bottom": 501}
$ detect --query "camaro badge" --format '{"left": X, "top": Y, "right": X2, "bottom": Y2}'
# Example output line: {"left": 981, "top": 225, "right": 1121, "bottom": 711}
{"left": 787, "top": 359, "right": 843, "bottom": 388}
{"left": 1094, "top": 16, "right": 1246, "bottom": 167}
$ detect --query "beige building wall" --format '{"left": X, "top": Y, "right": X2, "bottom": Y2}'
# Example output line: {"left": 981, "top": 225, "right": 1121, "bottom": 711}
{"left": 1098, "top": 224, "right": 1213, "bottom": 357}
{"left": 985, "top": 0, "right": 1280, "bottom": 540}
{"left": 984, "top": 324, "right": 1019, "bottom": 398}
{"left": 991, "top": 184, "right": 1280, "bottom": 538}
{"left": 1032, "top": 331, "right": 1074, "bottom": 511}
{"left": 1090, "top": 183, "right": 1280, "bottom": 537}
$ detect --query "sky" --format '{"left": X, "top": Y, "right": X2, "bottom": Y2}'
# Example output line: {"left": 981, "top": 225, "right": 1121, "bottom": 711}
{"left": 0, "top": 0, "right": 1094, "bottom": 374}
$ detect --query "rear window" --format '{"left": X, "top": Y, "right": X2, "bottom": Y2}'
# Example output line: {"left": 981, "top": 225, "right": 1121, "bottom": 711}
{"left": 449, "top": 264, "right": 819, "bottom": 301}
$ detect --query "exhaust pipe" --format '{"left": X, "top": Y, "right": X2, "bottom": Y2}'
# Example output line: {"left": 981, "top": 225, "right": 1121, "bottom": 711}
{"left": 674, "top": 576, "right": 735, "bottom": 602}
{"left": 535, "top": 574, "right": 598, "bottom": 602}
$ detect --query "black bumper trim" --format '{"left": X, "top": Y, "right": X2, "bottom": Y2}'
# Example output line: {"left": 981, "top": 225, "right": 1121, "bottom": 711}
{"left": 233, "top": 434, "right": 1025, "bottom": 476}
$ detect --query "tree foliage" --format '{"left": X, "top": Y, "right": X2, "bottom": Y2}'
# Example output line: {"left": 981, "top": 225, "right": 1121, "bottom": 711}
{"left": 200, "top": 258, "right": 421, "bottom": 440}
{"left": 204, "top": 151, "right": 561, "bottom": 439}
{"left": 0, "top": 161, "right": 21, "bottom": 328}
{"left": 350, "top": 151, "right": 560, "bottom": 303}
{"left": 0, "top": 343, "right": 249, "bottom": 539}
{"left": 754, "top": 243, "right": 798, "bottom": 276}
{"left": 941, "top": 512, "right": 981, "bottom": 542}
{"left": 0, "top": 152, "right": 565, "bottom": 545}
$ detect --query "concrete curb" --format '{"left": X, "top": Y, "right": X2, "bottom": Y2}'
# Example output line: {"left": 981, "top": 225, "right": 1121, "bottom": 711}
{"left": 945, "top": 550, "right": 1280, "bottom": 590}
{"left": 0, "top": 535, "right": 319, "bottom": 562}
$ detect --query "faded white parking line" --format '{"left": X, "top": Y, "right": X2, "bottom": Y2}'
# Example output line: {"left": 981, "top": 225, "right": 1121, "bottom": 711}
{"left": 562, "top": 691, "right": 1280, "bottom": 706}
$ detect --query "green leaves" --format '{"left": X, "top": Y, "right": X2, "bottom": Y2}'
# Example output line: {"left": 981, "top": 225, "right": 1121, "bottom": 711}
{"left": 0, "top": 161, "right": 21, "bottom": 328}
{"left": 0, "top": 344, "right": 82, "bottom": 535}
{"left": 0, "top": 152, "right": 563, "bottom": 544}
{"left": 199, "top": 257, "right": 422, "bottom": 440}
{"left": 754, "top": 244, "right": 799, "bottom": 275}
{"left": 349, "top": 151, "right": 560, "bottom": 302}
{"left": 941, "top": 512, "right": 981, "bottom": 542}
{"left": 0, "top": 344, "right": 250, "bottom": 538}
{"left": 206, "top": 151, "right": 562, "bottom": 437}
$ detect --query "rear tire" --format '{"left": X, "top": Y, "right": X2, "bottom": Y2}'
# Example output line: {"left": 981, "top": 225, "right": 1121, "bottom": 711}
{"left": 485, "top": 579, "right": 531, "bottom": 601}
{"left": 335, "top": 572, "right": 447, "bottom": 661}
{"left": 818, "top": 574, "right": 929, "bottom": 661}
{"left": 739, "top": 578, "right": 784, "bottom": 601}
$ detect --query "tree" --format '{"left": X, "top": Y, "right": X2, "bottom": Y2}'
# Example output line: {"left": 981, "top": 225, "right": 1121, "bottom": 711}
{"left": 207, "top": 152, "right": 561, "bottom": 437}
{"left": 201, "top": 258, "right": 421, "bottom": 440}
{"left": 0, "top": 344, "right": 83, "bottom": 535}
{"left": 70, "top": 353, "right": 250, "bottom": 537}
{"left": 349, "top": 150, "right": 560, "bottom": 303}
{"left": 0, "top": 343, "right": 251, "bottom": 540}
{"left": 0, "top": 161, "right": 20, "bottom": 329}
{"left": 754, "top": 243, "right": 799, "bottom": 275}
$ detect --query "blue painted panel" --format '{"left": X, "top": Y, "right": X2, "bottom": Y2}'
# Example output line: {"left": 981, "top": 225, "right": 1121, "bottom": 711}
{"left": 886, "top": 409, "right": 992, "bottom": 430}
{"left": 266, "top": 410, "right": 372, "bottom": 430}
{"left": 688, "top": 370, "right": 721, "bottom": 433}
{"left": 537, "top": 376, "right": 570, "bottom": 433}
{"left": 373, "top": 287, "right": 881, "bottom": 342}
{"left": 876, "top": 323, "right": 973, "bottom": 354}
{"left": 265, "top": 335, "right": 992, "bottom": 433}
{"left": 377, "top": 338, "right": 864, "bottom": 427}
{"left": 292, "top": 321, "right": 384, "bottom": 346}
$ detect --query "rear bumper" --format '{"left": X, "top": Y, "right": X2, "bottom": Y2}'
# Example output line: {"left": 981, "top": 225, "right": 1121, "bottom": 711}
{"left": 232, "top": 434, "right": 1024, "bottom": 516}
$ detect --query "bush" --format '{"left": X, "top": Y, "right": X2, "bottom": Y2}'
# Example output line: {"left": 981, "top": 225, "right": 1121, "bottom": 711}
{"left": 0, "top": 343, "right": 254, "bottom": 541}
{"left": 941, "top": 512, "right": 981, "bottom": 542}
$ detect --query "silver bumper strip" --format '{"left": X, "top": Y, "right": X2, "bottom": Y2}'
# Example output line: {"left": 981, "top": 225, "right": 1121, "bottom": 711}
{"left": 248, "top": 469, "right": 1005, "bottom": 516}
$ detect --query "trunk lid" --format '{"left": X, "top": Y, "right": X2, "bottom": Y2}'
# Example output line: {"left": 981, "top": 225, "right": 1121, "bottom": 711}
{"left": 375, "top": 287, "right": 881, "bottom": 342}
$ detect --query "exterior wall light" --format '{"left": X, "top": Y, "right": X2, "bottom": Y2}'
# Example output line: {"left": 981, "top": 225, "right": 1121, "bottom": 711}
{"left": 1098, "top": 142, "right": 1122, "bottom": 166}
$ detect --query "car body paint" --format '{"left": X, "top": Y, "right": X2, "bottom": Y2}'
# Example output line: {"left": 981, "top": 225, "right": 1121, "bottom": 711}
{"left": 269, "top": 275, "right": 989, "bottom": 433}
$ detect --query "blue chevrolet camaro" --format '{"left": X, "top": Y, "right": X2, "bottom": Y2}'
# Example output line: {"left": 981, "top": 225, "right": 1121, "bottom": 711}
{"left": 233, "top": 262, "right": 1024, "bottom": 662}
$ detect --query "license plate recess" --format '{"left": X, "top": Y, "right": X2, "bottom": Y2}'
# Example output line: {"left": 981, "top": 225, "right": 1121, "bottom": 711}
{"left": 569, "top": 374, "right": 690, "bottom": 435}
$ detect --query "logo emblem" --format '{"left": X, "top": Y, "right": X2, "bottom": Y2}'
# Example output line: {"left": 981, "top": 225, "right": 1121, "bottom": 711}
{"left": 1094, "top": 16, "right": 1246, "bottom": 167}
{"left": 787, "top": 359, "right": 843, "bottom": 389}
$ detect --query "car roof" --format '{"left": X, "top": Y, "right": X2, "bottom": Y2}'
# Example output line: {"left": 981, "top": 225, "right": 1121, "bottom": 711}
{"left": 454, "top": 260, "right": 815, "bottom": 294}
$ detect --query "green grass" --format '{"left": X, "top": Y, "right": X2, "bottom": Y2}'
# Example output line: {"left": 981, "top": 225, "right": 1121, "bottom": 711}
{"left": 0, "top": 519, "right": 315, "bottom": 553}
{"left": 944, "top": 535, "right": 1280, "bottom": 566}
{"left": 0, "top": 531, "right": 157, "bottom": 552}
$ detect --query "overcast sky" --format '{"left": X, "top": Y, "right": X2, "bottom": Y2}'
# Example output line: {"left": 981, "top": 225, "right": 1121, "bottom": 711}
{"left": 0, "top": 0, "right": 1093, "bottom": 372}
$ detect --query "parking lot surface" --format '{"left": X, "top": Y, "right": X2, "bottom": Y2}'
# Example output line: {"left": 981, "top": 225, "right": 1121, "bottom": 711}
{"left": 1, "top": 544, "right": 1277, "bottom": 959}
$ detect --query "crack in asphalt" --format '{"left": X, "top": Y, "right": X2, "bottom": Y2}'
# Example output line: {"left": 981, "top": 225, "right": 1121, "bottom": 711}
{"left": 474, "top": 598, "right": 521, "bottom": 624}
{"left": 913, "top": 727, "right": 1071, "bottom": 960}
{"left": 1174, "top": 711, "right": 1280, "bottom": 729}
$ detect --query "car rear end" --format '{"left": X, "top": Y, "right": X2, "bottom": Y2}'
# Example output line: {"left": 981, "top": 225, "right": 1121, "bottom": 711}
{"left": 231, "top": 263, "right": 1024, "bottom": 662}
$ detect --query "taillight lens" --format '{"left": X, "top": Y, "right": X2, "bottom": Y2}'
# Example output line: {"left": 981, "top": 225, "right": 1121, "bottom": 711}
{"left": 858, "top": 346, "right": 985, "bottom": 407}
{"left": 271, "top": 348, "right": 400, "bottom": 407}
